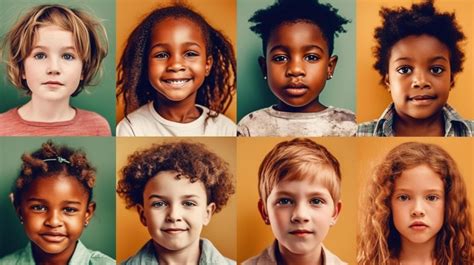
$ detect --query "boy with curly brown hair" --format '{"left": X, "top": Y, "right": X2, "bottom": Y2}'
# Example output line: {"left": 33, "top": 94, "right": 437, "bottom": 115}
{"left": 117, "top": 141, "right": 235, "bottom": 264}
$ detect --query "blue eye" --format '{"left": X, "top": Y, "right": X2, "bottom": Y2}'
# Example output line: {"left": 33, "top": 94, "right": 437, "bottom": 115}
{"left": 396, "top": 66, "right": 412, "bottom": 74}
{"left": 304, "top": 54, "right": 320, "bottom": 62}
{"left": 310, "top": 198, "right": 324, "bottom": 205}
{"left": 151, "top": 201, "right": 168, "bottom": 208}
{"left": 31, "top": 205, "right": 47, "bottom": 212}
{"left": 276, "top": 198, "right": 293, "bottom": 206}
{"left": 62, "top": 53, "right": 75, "bottom": 61}
{"left": 33, "top": 53, "right": 46, "bottom": 60}
{"left": 272, "top": 55, "right": 288, "bottom": 62}
{"left": 153, "top": 52, "right": 169, "bottom": 59}
{"left": 430, "top": 66, "right": 444, "bottom": 75}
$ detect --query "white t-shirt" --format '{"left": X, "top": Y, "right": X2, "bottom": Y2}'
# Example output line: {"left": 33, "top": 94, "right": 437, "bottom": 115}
{"left": 116, "top": 102, "right": 236, "bottom": 136}
{"left": 237, "top": 105, "right": 357, "bottom": 136}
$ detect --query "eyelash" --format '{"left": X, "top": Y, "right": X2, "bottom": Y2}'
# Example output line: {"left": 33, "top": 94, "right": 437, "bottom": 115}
{"left": 395, "top": 194, "right": 441, "bottom": 201}
{"left": 151, "top": 201, "right": 197, "bottom": 208}
{"left": 396, "top": 66, "right": 445, "bottom": 75}
{"left": 275, "top": 198, "right": 325, "bottom": 206}
{"left": 29, "top": 205, "right": 79, "bottom": 214}
{"left": 271, "top": 54, "right": 320, "bottom": 63}
{"left": 32, "top": 52, "right": 76, "bottom": 61}
{"left": 152, "top": 51, "right": 200, "bottom": 60}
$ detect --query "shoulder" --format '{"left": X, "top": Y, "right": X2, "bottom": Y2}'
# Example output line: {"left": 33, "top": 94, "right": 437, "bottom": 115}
{"left": 199, "top": 106, "right": 237, "bottom": 136}
{"left": 356, "top": 120, "right": 378, "bottom": 136}
{"left": 70, "top": 241, "right": 115, "bottom": 265}
{"left": 0, "top": 244, "right": 32, "bottom": 264}
{"left": 322, "top": 245, "right": 347, "bottom": 265}
{"left": 325, "top": 107, "right": 356, "bottom": 122}
{"left": 75, "top": 109, "right": 111, "bottom": 136}
{"left": 237, "top": 107, "right": 273, "bottom": 136}
{"left": 238, "top": 108, "right": 272, "bottom": 125}
{"left": 200, "top": 238, "right": 235, "bottom": 265}
{"left": 88, "top": 251, "right": 116, "bottom": 265}
{"left": 121, "top": 240, "right": 156, "bottom": 265}
{"left": 242, "top": 242, "right": 276, "bottom": 265}
{"left": 116, "top": 104, "right": 155, "bottom": 136}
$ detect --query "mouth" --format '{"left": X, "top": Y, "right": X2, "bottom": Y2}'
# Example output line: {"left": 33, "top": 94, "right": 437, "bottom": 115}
{"left": 161, "top": 228, "right": 188, "bottom": 234}
{"left": 284, "top": 83, "right": 309, "bottom": 96}
{"left": 40, "top": 232, "right": 67, "bottom": 242}
{"left": 289, "top": 229, "right": 313, "bottom": 237}
{"left": 161, "top": 78, "right": 192, "bottom": 88}
{"left": 409, "top": 221, "right": 429, "bottom": 231}
{"left": 43, "top": 81, "right": 64, "bottom": 87}
{"left": 408, "top": 94, "right": 437, "bottom": 104}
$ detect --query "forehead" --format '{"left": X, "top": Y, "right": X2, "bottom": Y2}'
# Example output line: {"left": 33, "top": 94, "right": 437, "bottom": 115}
{"left": 143, "top": 170, "right": 207, "bottom": 198}
{"left": 389, "top": 34, "right": 450, "bottom": 63}
{"left": 33, "top": 25, "right": 76, "bottom": 47}
{"left": 150, "top": 17, "right": 206, "bottom": 46}
{"left": 267, "top": 21, "right": 328, "bottom": 53}
{"left": 272, "top": 177, "right": 332, "bottom": 197}
{"left": 23, "top": 175, "right": 88, "bottom": 202}
{"left": 394, "top": 164, "right": 444, "bottom": 192}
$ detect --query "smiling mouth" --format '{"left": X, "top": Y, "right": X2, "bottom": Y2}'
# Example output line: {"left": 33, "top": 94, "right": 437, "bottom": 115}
{"left": 162, "top": 228, "right": 187, "bottom": 234}
{"left": 162, "top": 79, "right": 191, "bottom": 88}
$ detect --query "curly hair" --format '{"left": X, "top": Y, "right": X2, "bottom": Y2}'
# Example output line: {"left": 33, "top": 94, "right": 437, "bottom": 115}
{"left": 1, "top": 4, "right": 108, "bottom": 96}
{"left": 357, "top": 142, "right": 473, "bottom": 265}
{"left": 258, "top": 138, "right": 341, "bottom": 207}
{"left": 373, "top": 0, "right": 465, "bottom": 86}
{"left": 116, "top": 3, "right": 236, "bottom": 118}
{"left": 12, "top": 140, "right": 96, "bottom": 207}
{"left": 249, "top": 0, "right": 349, "bottom": 56}
{"left": 117, "top": 141, "right": 234, "bottom": 213}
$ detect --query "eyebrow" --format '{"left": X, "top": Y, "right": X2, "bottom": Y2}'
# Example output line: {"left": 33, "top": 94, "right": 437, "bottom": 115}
{"left": 393, "top": 188, "right": 444, "bottom": 193}
{"left": 274, "top": 190, "right": 329, "bottom": 198}
{"left": 393, "top": 56, "right": 449, "bottom": 63}
{"left": 269, "top": 44, "right": 324, "bottom": 54}
{"left": 148, "top": 194, "right": 201, "bottom": 200}
{"left": 31, "top": 45, "right": 77, "bottom": 51}
{"left": 26, "top": 198, "right": 82, "bottom": 204}
{"left": 150, "top": 42, "right": 202, "bottom": 50}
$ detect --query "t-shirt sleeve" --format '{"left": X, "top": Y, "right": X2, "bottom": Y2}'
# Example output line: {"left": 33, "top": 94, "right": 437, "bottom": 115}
{"left": 116, "top": 118, "right": 135, "bottom": 136}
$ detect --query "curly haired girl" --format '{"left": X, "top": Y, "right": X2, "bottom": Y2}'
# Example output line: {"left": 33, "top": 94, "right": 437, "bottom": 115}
{"left": 0, "top": 140, "right": 114, "bottom": 264}
{"left": 357, "top": 142, "right": 473, "bottom": 265}
{"left": 116, "top": 3, "right": 236, "bottom": 136}
{"left": 117, "top": 141, "right": 235, "bottom": 264}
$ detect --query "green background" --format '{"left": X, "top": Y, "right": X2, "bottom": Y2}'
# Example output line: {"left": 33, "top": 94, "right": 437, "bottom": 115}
{"left": 0, "top": 137, "right": 116, "bottom": 259}
{"left": 0, "top": 0, "right": 116, "bottom": 135}
{"left": 237, "top": 0, "right": 356, "bottom": 121}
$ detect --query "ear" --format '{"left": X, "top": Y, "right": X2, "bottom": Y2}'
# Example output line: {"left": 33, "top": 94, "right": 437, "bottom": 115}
{"left": 84, "top": 201, "right": 96, "bottom": 225}
{"left": 450, "top": 75, "right": 455, "bottom": 88}
{"left": 258, "top": 56, "right": 267, "bottom": 79}
{"left": 10, "top": 193, "right": 22, "bottom": 221}
{"left": 258, "top": 199, "right": 270, "bottom": 225}
{"left": 327, "top": 55, "right": 338, "bottom": 79}
{"left": 137, "top": 204, "right": 147, "bottom": 227}
{"left": 205, "top": 55, "right": 213, "bottom": 77}
{"left": 203, "top": 202, "right": 216, "bottom": 226}
{"left": 384, "top": 74, "right": 391, "bottom": 89}
{"left": 330, "top": 200, "right": 342, "bottom": 226}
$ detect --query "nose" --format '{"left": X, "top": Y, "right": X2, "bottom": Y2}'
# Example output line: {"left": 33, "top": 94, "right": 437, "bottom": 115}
{"left": 411, "top": 69, "right": 430, "bottom": 89}
{"left": 47, "top": 57, "right": 61, "bottom": 75}
{"left": 290, "top": 203, "right": 310, "bottom": 223}
{"left": 166, "top": 55, "right": 186, "bottom": 72}
{"left": 45, "top": 210, "right": 63, "bottom": 227}
{"left": 286, "top": 58, "right": 305, "bottom": 78}
{"left": 166, "top": 204, "right": 183, "bottom": 222}
{"left": 411, "top": 199, "right": 426, "bottom": 217}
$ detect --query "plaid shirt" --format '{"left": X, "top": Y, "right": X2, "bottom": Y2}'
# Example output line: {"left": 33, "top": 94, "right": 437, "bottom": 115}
{"left": 357, "top": 103, "right": 474, "bottom": 137}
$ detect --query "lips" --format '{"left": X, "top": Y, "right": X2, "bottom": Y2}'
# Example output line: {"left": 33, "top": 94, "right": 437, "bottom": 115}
{"left": 40, "top": 232, "right": 67, "bottom": 242}
{"left": 289, "top": 229, "right": 313, "bottom": 237}
{"left": 284, "top": 82, "right": 308, "bottom": 96}
{"left": 408, "top": 95, "right": 436, "bottom": 101}
{"left": 161, "top": 78, "right": 192, "bottom": 88}
{"left": 409, "top": 221, "right": 428, "bottom": 231}
{"left": 161, "top": 228, "right": 188, "bottom": 234}
{"left": 43, "top": 81, "right": 64, "bottom": 86}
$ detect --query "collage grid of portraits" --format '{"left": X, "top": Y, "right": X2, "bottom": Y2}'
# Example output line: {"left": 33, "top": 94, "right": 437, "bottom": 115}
{"left": 0, "top": 0, "right": 473, "bottom": 265}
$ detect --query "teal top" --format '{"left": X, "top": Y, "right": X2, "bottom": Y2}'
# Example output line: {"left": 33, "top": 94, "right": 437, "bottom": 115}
{"left": 0, "top": 240, "right": 115, "bottom": 265}
{"left": 121, "top": 238, "right": 235, "bottom": 265}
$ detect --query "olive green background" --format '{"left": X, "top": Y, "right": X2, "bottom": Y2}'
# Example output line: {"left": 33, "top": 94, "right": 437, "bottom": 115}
{"left": 0, "top": 137, "right": 116, "bottom": 259}
{"left": 0, "top": 0, "right": 116, "bottom": 135}
{"left": 237, "top": 0, "right": 356, "bottom": 121}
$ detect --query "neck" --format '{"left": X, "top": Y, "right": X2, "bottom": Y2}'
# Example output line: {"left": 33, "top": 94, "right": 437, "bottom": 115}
{"left": 276, "top": 99, "right": 326, "bottom": 113}
{"left": 277, "top": 242, "right": 323, "bottom": 265}
{"left": 153, "top": 239, "right": 201, "bottom": 265}
{"left": 393, "top": 111, "right": 444, "bottom": 136}
{"left": 153, "top": 94, "right": 201, "bottom": 123}
{"left": 19, "top": 97, "right": 75, "bottom": 122}
{"left": 31, "top": 241, "right": 76, "bottom": 265}
{"left": 398, "top": 237, "right": 435, "bottom": 265}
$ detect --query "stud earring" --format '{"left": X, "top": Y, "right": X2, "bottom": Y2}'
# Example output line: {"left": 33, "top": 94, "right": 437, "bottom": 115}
{"left": 264, "top": 218, "right": 270, "bottom": 225}
{"left": 20, "top": 216, "right": 24, "bottom": 224}
{"left": 84, "top": 221, "right": 89, "bottom": 227}
{"left": 327, "top": 74, "right": 333, "bottom": 80}
{"left": 263, "top": 76, "right": 267, "bottom": 80}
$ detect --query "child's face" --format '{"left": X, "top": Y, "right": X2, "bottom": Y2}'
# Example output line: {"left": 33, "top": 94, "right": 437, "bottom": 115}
{"left": 385, "top": 34, "right": 451, "bottom": 121}
{"left": 17, "top": 175, "right": 94, "bottom": 256}
{"left": 391, "top": 164, "right": 444, "bottom": 247}
{"left": 138, "top": 170, "right": 215, "bottom": 253}
{"left": 259, "top": 22, "right": 337, "bottom": 111}
{"left": 260, "top": 177, "right": 340, "bottom": 256}
{"left": 148, "top": 18, "right": 213, "bottom": 104}
{"left": 22, "top": 25, "right": 83, "bottom": 102}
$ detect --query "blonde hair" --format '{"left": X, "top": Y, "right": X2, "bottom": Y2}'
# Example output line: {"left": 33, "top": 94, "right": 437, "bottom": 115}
{"left": 258, "top": 138, "right": 341, "bottom": 207}
{"left": 357, "top": 142, "right": 473, "bottom": 265}
{"left": 2, "top": 4, "right": 108, "bottom": 96}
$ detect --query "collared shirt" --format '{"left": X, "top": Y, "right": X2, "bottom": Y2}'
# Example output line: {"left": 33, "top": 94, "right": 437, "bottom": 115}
{"left": 242, "top": 240, "right": 347, "bottom": 265}
{"left": 121, "top": 238, "right": 235, "bottom": 265}
{"left": 0, "top": 240, "right": 115, "bottom": 265}
{"left": 356, "top": 103, "right": 474, "bottom": 137}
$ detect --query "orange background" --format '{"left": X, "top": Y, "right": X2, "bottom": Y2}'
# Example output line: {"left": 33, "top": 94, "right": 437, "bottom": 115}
{"left": 356, "top": 0, "right": 474, "bottom": 122}
{"left": 116, "top": 137, "right": 236, "bottom": 262}
{"left": 115, "top": 0, "right": 237, "bottom": 123}
{"left": 237, "top": 138, "right": 358, "bottom": 264}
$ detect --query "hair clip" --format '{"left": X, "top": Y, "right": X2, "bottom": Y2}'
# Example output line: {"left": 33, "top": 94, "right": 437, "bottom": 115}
{"left": 43, "top": 156, "right": 70, "bottom": 164}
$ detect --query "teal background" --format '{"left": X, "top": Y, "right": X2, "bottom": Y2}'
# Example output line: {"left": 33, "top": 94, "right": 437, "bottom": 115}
{"left": 237, "top": 0, "right": 356, "bottom": 121}
{"left": 0, "top": 0, "right": 116, "bottom": 135}
{"left": 0, "top": 137, "right": 116, "bottom": 259}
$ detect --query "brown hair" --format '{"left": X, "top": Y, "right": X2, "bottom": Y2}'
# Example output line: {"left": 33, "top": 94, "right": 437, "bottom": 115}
{"left": 2, "top": 4, "right": 108, "bottom": 96}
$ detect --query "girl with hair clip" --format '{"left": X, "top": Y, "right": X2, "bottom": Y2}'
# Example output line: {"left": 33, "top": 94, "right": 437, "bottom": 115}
{"left": 357, "top": 142, "right": 473, "bottom": 265}
{"left": 0, "top": 140, "right": 115, "bottom": 264}
{"left": 116, "top": 2, "right": 237, "bottom": 136}
{"left": 0, "top": 4, "right": 111, "bottom": 136}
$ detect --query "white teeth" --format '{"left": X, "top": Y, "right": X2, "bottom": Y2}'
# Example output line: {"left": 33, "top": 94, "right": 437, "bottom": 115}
{"left": 165, "top": 79, "right": 188, "bottom": 84}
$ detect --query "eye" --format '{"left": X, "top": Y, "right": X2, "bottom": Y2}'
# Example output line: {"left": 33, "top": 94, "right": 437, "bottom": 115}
{"left": 63, "top": 207, "right": 79, "bottom": 214}
{"left": 426, "top": 195, "right": 440, "bottom": 201}
{"left": 31, "top": 204, "right": 47, "bottom": 212}
{"left": 310, "top": 198, "right": 325, "bottom": 206}
{"left": 276, "top": 198, "right": 293, "bottom": 206}
{"left": 184, "top": 50, "right": 199, "bottom": 57}
{"left": 151, "top": 201, "right": 168, "bottom": 208}
{"left": 183, "top": 201, "right": 197, "bottom": 207}
{"left": 430, "top": 66, "right": 444, "bottom": 75}
{"left": 304, "top": 54, "right": 320, "bottom": 62}
{"left": 33, "top": 52, "right": 46, "bottom": 60}
{"left": 153, "top": 52, "right": 169, "bottom": 59}
{"left": 272, "top": 55, "right": 288, "bottom": 63}
{"left": 396, "top": 66, "right": 412, "bottom": 75}
{"left": 396, "top": 194, "right": 410, "bottom": 201}
{"left": 62, "top": 53, "right": 75, "bottom": 61}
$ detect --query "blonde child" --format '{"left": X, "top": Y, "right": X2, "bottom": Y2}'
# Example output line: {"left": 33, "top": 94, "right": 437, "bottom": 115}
{"left": 116, "top": 141, "right": 235, "bottom": 264}
{"left": 357, "top": 142, "right": 473, "bottom": 264}
{"left": 116, "top": 3, "right": 236, "bottom": 136}
{"left": 238, "top": 0, "right": 357, "bottom": 136}
{"left": 0, "top": 140, "right": 115, "bottom": 264}
{"left": 0, "top": 4, "right": 111, "bottom": 136}
{"left": 243, "top": 138, "right": 346, "bottom": 265}
{"left": 357, "top": 0, "right": 474, "bottom": 136}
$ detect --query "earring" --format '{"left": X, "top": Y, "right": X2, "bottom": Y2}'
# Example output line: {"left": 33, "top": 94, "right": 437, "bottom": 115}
{"left": 327, "top": 74, "right": 333, "bottom": 80}
{"left": 84, "top": 221, "right": 89, "bottom": 227}
{"left": 20, "top": 216, "right": 24, "bottom": 224}
{"left": 330, "top": 220, "right": 335, "bottom": 226}
{"left": 264, "top": 218, "right": 270, "bottom": 225}
{"left": 263, "top": 76, "right": 267, "bottom": 80}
